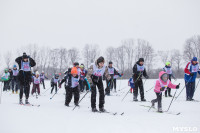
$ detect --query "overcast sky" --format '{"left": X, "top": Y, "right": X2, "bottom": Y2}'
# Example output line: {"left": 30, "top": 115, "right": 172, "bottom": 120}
{"left": 0, "top": 0, "right": 200, "bottom": 57}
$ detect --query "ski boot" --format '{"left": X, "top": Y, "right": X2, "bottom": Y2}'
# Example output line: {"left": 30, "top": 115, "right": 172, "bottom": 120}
{"left": 133, "top": 95, "right": 138, "bottom": 101}
{"left": 158, "top": 108, "right": 163, "bottom": 113}
{"left": 92, "top": 108, "right": 98, "bottom": 112}
{"left": 25, "top": 99, "right": 30, "bottom": 105}
{"left": 141, "top": 98, "right": 146, "bottom": 102}
{"left": 12, "top": 90, "right": 14, "bottom": 94}
{"left": 151, "top": 100, "right": 155, "bottom": 108}
{"left": 99, "top": 107, "right": 106, "bottom": 112}
{"left": 19, "top": 99, "right": 23, "bottom": 105}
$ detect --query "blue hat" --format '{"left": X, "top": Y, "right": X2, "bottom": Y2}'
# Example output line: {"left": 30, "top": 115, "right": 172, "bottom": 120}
{"left": 13, "top": 65, "right": 17, "bottom": 68}
{"left": 192, "top": 57, "right": 197, "bottom": 61}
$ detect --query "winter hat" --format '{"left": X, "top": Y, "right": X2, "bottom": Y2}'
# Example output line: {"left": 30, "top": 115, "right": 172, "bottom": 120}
{"left": 80, "top": 65, "right": 84, "bottom": 68}
{"left": 4, "top": 69, "right": 8, "bottom": 72}
{"left": 109, "top": 61, "right": 113, "bottom": 64}
{"left": 71, "top": 67, "right": 78, "bottom": 74}
{"left": 35, "top": 71, "right": 40, "bottom": 76}
{"left": 192, "top": 57, "right": 197, "bottom": 61}
{"left": 165, "top": 62, "right": 171, "bottom": 66}
{"left": 138, "top": 58, "right": 144, "bottom": 62}
{"left": 74, "top": 62, "right": 79, "bottom": 66}
{"left": 13, "top": 65, "right": 17, "bottom": 68}
{"left": 97, "top": 56, "right": 105, "bottom": 64}
{"left": 22, "top": 52, "right": 28, "bottom": 59}
{"left": 161, "top": 73, "right": 168, "bottom": 82}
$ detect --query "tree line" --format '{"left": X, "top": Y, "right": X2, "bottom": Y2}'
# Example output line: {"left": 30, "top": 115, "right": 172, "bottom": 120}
{"left": 0, "top": 35, "right": 200, "bottom": 79}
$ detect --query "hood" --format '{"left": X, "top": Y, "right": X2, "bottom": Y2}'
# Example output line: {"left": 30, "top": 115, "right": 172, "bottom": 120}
{"left": 159, "top": 71, "right": 167, "bottom": 82}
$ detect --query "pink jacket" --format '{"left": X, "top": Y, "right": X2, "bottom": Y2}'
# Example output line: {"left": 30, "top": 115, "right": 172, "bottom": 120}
{"left": 154, "top": 71, "right": 177, "bottom": 93}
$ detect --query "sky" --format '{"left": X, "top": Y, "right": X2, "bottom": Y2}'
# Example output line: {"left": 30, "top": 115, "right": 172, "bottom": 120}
{"left": 0, "top": 0, "right": 200, "bottom": 58}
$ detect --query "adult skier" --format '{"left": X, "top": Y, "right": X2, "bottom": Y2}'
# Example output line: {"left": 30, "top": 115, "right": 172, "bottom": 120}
{"left": 184, "top": 57, "right": 200, "bottom": 101}
{"left": 40, "top": 71, "right": 48, "bottom": 89}
{"left": 132, "top": 58, "right": 149, "bottom": 101}
{"left": 15, "top": 52, "right": 36, "bottom": 104}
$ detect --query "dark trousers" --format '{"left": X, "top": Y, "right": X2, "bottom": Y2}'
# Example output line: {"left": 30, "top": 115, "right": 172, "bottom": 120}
{"left": 112, "top": 79, "right": 116, "bottom": 90}
{"left": 133, "top": 79, "right": 144, "bottom": 99}
{"left": 40, "top": 79, "right": 45, "bottom": 89}
{"left": 65, "top": 86, "right": 79, "bottom": 105}
{"left": 79, "top": 80, "right": 89, "bottom": 92}
{"left": 165, "top": 77, "right": 172, "bottom": 96}
{"left": 12, "top": 78, "right": 19, "bottom": 92}
{"left": 91, "top": 80, "right": 105, "bottom": 109}
{"left": 51, "top": 83, "right": 57, "bottom": 93}
{"left": 185, "top": 81, "right": 195, "bottom": 99}
{"left": 152, "top": 93, "right": 162, "bottom": 108}
{"left": 31, "top": 84, "right": 40, "bottom": 95}
{"left": 3, "top": 81, "right": 10, "bottom": 91}
{"left": 105, "top": 79, "right": 112, "bottom": 94}
{"left": 19, "top": 82, "right": 30, "bottom": 99}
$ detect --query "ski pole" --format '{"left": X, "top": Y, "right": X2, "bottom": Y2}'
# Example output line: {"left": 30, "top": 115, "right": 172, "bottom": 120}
{"left": 121, "top": 72, "right": 142, "bottom": 101}
{"left": 73, "top": 78, "right": 91, "bottom": 111}
{"left": 175, "top": 76, "right": 192, "bottom": 101}
{"left": 73, "top": 90, "right": 90, "bottom": 111}
{"left": 146, "top": 86, "right": 154, "bottom": 93}
{"left": 119, "top": 77, "right": 122, "bottom": 91}
{"left": 0, "top": 82, "right": 3, "bottom": 104}
{"left": 194, "top": 78, "right": 200, "bottom": 93}
{"left": 50, "top": 88, "right": 61, "bottom": 100}
{"left": 42, "top": 87, "right": 51, "bottom": 94}
{"left": 166, "top": 83, "right": 180, "bottom": 112}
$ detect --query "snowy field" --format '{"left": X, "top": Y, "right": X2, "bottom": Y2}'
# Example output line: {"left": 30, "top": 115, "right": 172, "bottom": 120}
{"left": 0, "top": 79, "right": 200, "bottom": 133}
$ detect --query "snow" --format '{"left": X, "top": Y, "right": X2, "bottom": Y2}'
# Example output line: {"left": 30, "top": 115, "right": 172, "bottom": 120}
{"left": 0, "top": 79, "right": 200, "bottom": 133}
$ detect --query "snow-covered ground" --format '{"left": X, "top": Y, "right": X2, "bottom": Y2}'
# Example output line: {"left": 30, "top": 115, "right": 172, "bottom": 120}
{"left": 0, "top": 79, "right": 200, "bottom": 133}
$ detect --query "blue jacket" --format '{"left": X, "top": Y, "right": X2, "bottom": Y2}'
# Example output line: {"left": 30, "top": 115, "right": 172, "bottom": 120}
{"left": 128, "top": 78, "right": 135, "bottom": 88}
{"left": 184, "top": 62, "right": 200, "bottom": 82}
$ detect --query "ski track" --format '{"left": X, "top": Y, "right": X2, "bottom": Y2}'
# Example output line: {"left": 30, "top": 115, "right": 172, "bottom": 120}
{"left": 0, "top": 79, "right": 200, "bottom": 133}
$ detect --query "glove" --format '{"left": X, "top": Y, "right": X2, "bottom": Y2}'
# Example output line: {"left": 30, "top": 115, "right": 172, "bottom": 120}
{"left": 145, "top": 75, "right": 149, "bottom": 79}
{"left": 119, "top": 74, "right": 122, "bottom": 77}
{"left": 190, "top": 73, "right": 194, "bottom": 76}
{"left": 176, "top": 83, "right": 180, "bottom": 89}
{"left": 160, "top": 87, "right": 166, "bottom": 91}
{"left": 174, "top": 78, "right": 177, "bottom": 81}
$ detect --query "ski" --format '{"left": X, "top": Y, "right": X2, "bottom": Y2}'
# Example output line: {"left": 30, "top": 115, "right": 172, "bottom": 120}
{"left": 98, "top": 111, "right": 124, "bottom": 116}
{"left": 18, "top": 103, "right": 40, "bottom": 107}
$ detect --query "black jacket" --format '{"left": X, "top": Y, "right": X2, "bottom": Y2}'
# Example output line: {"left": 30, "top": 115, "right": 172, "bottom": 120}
{"left": 133, "top": 61, "right": 147, "bottom": 80}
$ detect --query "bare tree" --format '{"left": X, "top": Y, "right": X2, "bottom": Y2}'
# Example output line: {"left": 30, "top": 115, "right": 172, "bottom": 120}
{"left": 83, "top": 44, "right": 100, "bottom": 68}
{"left": 183, "top": 35, "right": 200, "bottom": 62}
{"left": 4, "top": 51, "right": 12, "bottom": 69}
{"left": 68, "top": 48, "right": 80, "bottom": 65}
{"left": 105, "top": 46, "right": 115, "bottom": 64}
{"left": 58, "top": 47, "right": 68, "bottom": 73}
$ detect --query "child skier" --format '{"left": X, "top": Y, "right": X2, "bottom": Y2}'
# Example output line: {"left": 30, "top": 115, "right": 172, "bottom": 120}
{"left": 79, "top": 64, "right": 89, "bottom": 92}
{"left": 86, "top": 56, "right": 111, "bottom": 112}
{"left": 151, "top": 71, "right": 180, "bottom": 112}
{"left": 15, "top": 52, "right": 36, "bottom": 104}
{"left": 50, "top": 74, "right": 60, "bottom": 94}
{"left": 63, "top": 67, "right": 80, "bottom": 106}
{"left": 128, "top": 76, "right": 135, "bottom": 93}
{"left": 40, "top": 71, "right": 48, "bottom": 89}
{"left": 2, "top": 69, "right": 10, "bottom": 91}
{"left": 163, "top": 62, "right": 176, "bottom": 97}
{"left": 31, "top": 71, "right": 41, "bottom": 95}
{"left": 105, "top": 61, "right": 121, "bottom": 95}
{"left": 12, "top": 65, "right": 19, "bottom": 94}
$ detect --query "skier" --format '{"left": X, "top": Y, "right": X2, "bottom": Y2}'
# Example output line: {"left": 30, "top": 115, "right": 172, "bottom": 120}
{"left": 15, "top": 52, "right": 36, "bottom": 104}
{"left": 8, "top": 69, "right": 13, "bottom": 91}
{"left": 50, "top": 74, "right": 60, "bottom": 94}
{"left": 163, "top": 62, "right": 176, "bottom": 97}
{"left": 1, "top": 69, "right": 10, "bottom": 91}
{"left": 113, "top": 70, "right": 123, "bottom": 92}
{"left": 86, "top": 56, "right": 111, "bottom": 112}
{"left": 128, "top": 76, "right": 135, "bottom": 93}
{"left": 62, "top": 67, "right": 80, "bottom": 106}
{"left": 151, "top": 71, "right": 179, "bottom": 112}
{"left": 132, "top": 58, "right": 149, "bottom": 101}
{"left": 105, "top": 61, "right": 121, "bottom": 95}
{"left": 40, "top": 71, "right": 48, "bottom": 89}
{"left": 59, "top": 68, "right": 71, "bottom": 106}
{"left": 184, "top": 57, "right": 200, "bottom": 101}
{"left": 31, "top": 71, "right": 41, "bottom": 95}
{"left": 12, "top": 65, "right": 19, "bottom": 94}
{"left": 79, "top": 64, "right": 89, "bottom": 92}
